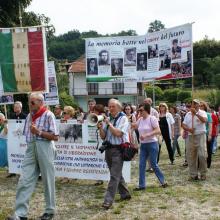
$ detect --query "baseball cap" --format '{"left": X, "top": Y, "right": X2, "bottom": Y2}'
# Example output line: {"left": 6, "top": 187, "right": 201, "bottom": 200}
{"left": 55, "top": 104, "right": 62, "bottom": 109}
{"left": 192, "top": 99, "right": 200, "bottom": 104}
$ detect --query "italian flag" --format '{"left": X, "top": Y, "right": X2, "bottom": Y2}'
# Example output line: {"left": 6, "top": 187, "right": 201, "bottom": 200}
{"left": 0, "top": 27, "right": 47, "bottom": 93}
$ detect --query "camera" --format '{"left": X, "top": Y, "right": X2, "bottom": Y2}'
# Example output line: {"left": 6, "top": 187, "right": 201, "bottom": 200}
{"left": 99, "top": 140, "right": 111, "bottom": 153}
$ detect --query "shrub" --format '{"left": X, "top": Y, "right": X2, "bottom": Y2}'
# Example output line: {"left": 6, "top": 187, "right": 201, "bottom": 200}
{"left": 144, "top": 85, "right": 164, "bottom": 100}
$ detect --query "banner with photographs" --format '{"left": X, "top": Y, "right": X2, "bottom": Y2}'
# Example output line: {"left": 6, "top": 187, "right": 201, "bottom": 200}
{"left": 43, "top": 61, "right": 59, "bottom": 105}
{"left": 0, "top": 95, "right": 14, "bottom": 105}
{"left": 85, "top": 23, "right": 192, "bottom": 82}
{"left": 7, "top": 120, "right": 131, "bottom": 182}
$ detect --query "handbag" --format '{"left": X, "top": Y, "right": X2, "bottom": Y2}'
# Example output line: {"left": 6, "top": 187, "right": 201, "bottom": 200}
{"left": 120, "top": 132, "right": 138, "bottom": 161}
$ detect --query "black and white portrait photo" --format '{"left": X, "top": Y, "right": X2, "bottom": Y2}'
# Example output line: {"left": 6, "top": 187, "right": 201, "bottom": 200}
{"left": 124, "top": 48, "right": 136, "bottom": 66}
{"left": 148, "top": 44, "right": 158, "bottom": 59}
{"left": 87, "top": 58, "right": 98, "bottom": 75}
{"left": 137, "top": 53, "right": 147, "bottom": 71}
{"left": 111, "top": 58, "right": 123, "bottom": 76}
{"left": 98, "top": 49, "right": 110, "bottom": 65}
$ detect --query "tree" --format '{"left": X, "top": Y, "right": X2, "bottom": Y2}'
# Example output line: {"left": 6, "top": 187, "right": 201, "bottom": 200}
{"left": 110, "top": 29, "right": 137, "bottom": 37}
{"left": 148, "top": 20, "right": 165, "bottom": 33}
{"left": 0, "top": 0, "right": 32, "bottom": 27}
{"left": 144, "top": 85, "right": 164, "bottom": 101}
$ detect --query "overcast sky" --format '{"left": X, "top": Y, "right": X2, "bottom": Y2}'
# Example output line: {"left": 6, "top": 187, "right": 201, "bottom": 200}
{"left": 27, "top": 0, "right": 220, "bottom": 42}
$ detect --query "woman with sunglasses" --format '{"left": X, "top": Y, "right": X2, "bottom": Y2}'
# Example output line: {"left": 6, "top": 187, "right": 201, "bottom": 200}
{"left": 132, "top": 103, "right": 167, "bottom": 190}
{"left": 0, "top": 113, "right": 8, "bottom": 168}
{"left": 62, "top": 106, "right": 76, "bottom": 121}
{"left": 158, "top": 103, "right": 175, "bottom": 164}
{"left": 123, "top": 104, "right": 138, "bottom": 149}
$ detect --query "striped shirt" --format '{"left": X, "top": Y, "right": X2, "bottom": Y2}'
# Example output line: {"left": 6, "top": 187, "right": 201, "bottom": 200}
{"left": 23, "top": 110, "right": 59, "bottom": 143}
{"left": 103, "top": 113, "right": 129, "bottom": 145}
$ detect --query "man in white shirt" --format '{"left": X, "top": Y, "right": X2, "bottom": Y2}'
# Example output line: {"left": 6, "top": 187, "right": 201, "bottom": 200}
{"left": 182, "top": 99, "right": 207, "bottom": 181}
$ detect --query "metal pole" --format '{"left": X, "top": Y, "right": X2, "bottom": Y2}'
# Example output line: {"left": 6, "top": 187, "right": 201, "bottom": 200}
{"left": 19, "top": 3, "right": 23, "bottom": 27}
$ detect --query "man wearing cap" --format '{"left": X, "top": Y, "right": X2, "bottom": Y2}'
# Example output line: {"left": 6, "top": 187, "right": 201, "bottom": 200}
{"left": 54, "top": 105, "right": 63, "bottom": 119}
{"left": 182, "top": 99, "right": 207, "bottom": 181}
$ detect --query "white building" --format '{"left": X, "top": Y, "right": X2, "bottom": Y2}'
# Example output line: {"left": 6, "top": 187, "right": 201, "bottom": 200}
{"left": 68, "top": 56, "right": 144, "bottom": 111}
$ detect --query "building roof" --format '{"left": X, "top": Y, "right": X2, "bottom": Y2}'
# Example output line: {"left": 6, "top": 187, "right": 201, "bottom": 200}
{"left": 68, "top": 55, "right": 86, "bottom": 73}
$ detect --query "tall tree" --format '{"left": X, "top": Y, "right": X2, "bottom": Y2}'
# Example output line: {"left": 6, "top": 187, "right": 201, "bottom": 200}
{"left": 0, "top": 0, "right": 32, "bottom": 27}
{"left": 148, "top": 20, "right": 165, "bottom": 33}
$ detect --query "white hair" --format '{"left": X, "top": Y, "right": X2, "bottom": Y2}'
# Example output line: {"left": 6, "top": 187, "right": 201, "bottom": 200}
{"left": 30, "top": 92, "right": 44, "bottom": 101}
{"left": 0, "top": 113, "right": 5, "bottom": 120}
{"left": 14, "top": 101, "right": 22, "bottom": 109}
{"left": 108, "top": 98, "right": 122, "bottom": 110}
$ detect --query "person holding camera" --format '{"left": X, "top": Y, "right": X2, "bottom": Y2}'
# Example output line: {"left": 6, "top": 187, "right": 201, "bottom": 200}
{"left": 97, "top": 99, "right": 131, "bottom": 209}
{"left": 0, "top": 113, "right": 8, "bottom": 168}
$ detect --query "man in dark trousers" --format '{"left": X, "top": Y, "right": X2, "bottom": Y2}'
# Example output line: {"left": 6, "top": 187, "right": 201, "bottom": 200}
{"left": 97, "top": 98, "right": 131, "bottom": 209}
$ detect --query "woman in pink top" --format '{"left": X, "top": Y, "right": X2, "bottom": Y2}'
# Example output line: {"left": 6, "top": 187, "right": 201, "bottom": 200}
{"left": 133, "top": 103, "right": 167, "bottom": 190}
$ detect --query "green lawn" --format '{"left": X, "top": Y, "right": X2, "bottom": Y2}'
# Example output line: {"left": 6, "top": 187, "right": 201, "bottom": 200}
{"left": 1, "top": 138, "right": 220, "bottom": 220}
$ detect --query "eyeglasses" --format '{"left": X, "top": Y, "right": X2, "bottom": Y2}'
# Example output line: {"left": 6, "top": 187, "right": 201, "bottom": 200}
{"left": 30, "top": 99, "right": 41, "bottom": 105}
{"left": 30, "top": 101, "right": 37, "bottom": 105}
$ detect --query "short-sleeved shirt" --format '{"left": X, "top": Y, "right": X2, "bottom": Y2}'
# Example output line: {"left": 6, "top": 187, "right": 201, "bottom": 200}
{"left": 183, "top": 109, "right": 207, "bottom": 135}
{"left": 23, "top": 110, "right": 59, "bottom": 143}
{"left": 103, "top": 113, "right": 129, "bottom": 145}
{"left": 137, "top": 115, "right": 159, "bottom": 143}
{"left": 150, "top": 107, "right": 159, "bottom": 119}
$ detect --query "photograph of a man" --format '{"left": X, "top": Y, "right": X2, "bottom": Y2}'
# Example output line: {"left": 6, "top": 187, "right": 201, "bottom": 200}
{"left": 98, "top": 50, "right": 110, "bottom": 65}
{"left": 111, "top": 58, "right": 123, "bottom": 76}
{"left": 137, "top": 53, "right": 147, "bottom": 71}
{"left": 148, "top": 44, "right": 158, "bottom": 59}
{"left": 172, "top": 39, "right": 181, "bottom": 59}
{"left": 124, "top": 48, "right": 136, "bottom": 66}
{"left": 87, "top": 58, "right": 98, "bottom": 75}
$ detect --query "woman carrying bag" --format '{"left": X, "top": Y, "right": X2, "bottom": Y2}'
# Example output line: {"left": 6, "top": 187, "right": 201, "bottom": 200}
{"left": 132, "top": 103, "right": 167, "bottom": 190}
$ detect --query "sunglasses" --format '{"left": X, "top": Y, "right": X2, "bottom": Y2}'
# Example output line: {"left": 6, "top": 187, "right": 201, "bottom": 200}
{"left": 30, "top": 101, "right": 37, "bottom": 105}
{"left": 30, "top": 99, "right": 41, "bottom": 105}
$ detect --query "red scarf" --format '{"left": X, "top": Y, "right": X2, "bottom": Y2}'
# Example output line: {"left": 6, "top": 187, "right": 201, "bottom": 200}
{"left": 32, "top": 106, "right": 47, "bottom": 123}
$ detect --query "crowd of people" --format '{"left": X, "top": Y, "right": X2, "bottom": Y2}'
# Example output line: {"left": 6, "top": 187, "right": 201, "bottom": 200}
{"left": 0, "top": 94, "right": 220, "bottom": 219}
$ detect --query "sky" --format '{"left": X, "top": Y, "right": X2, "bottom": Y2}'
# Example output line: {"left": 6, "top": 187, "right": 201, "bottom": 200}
{"left": 27, "top": 0, "right": 220, "bottom": 42}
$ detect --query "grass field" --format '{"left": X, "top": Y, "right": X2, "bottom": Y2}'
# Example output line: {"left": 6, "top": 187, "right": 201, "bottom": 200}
{"left": 1, "top": 138, "right": 220, "bottom": 220}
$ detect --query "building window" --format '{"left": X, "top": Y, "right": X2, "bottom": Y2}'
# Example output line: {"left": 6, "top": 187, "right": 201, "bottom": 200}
{"left": 88, "top": 83, "right": 99, "bottom": 95}
{"left": 112, "top": 83, "right": 124, "bottom": 95}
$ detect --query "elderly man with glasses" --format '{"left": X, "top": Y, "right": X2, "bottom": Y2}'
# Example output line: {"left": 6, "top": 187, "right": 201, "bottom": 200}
{"left": 7, "top": 93, "right": 59, "bottom": 220}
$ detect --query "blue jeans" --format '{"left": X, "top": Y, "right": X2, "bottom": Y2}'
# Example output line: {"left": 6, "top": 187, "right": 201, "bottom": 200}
{"left": 139, "top": 142, "right": 165, "bottom": 188}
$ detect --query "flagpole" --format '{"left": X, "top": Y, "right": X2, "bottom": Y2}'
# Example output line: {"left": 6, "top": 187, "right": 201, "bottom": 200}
{"left": 19, "top": 2, "right": 23, "bottom": 27}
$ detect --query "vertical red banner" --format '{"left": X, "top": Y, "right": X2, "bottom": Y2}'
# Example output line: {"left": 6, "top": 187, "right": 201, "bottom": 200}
{"left": 28, "top": 31, "right": 46, "bottom": 91}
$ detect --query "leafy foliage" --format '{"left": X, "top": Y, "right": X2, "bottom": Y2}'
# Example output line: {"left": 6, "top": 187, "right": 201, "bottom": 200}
{"left": 0, "top": 0, "right": 31, "bottom": 27}
{"left": 148, "top": 20, "right": 165, "bottom": 33}
{"left": 144, "top": 85, "right": 164, "bottom": 100}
